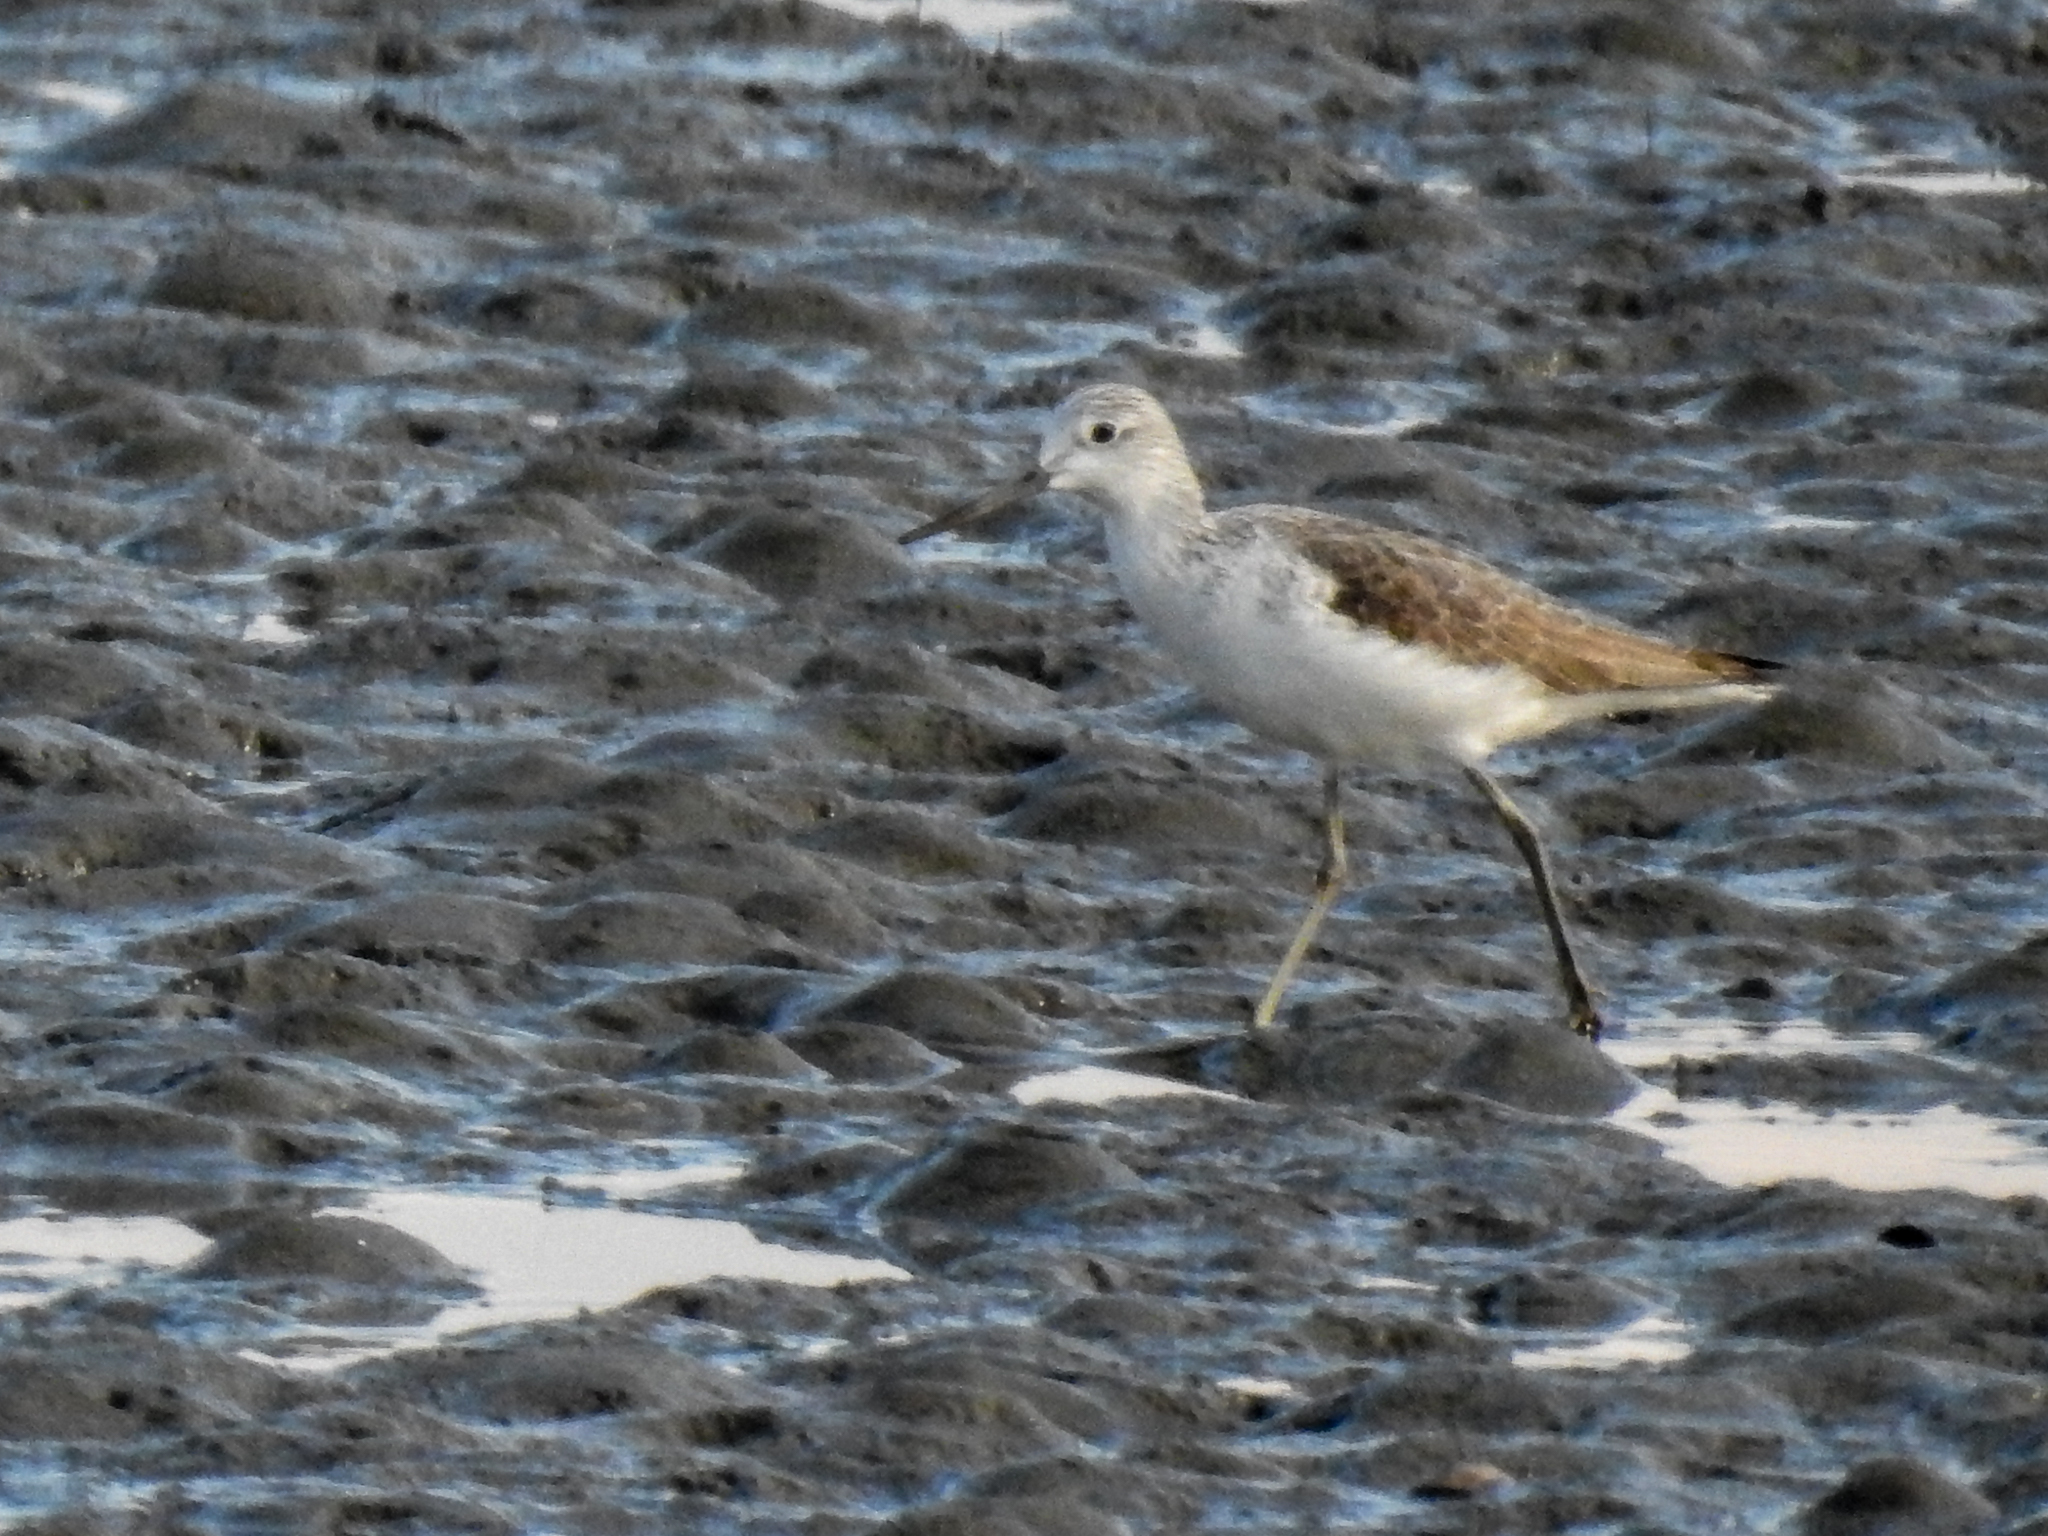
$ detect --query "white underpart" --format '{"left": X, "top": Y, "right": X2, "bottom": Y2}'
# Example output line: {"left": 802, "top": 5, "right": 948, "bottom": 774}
{"left": 1107, "top": 509, "right": 1556, "bottom": 770}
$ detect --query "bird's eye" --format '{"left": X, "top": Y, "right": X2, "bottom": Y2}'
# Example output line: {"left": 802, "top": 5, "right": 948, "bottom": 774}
{"left": 1087, "top": 421, "right": 1118, "bottom": 445}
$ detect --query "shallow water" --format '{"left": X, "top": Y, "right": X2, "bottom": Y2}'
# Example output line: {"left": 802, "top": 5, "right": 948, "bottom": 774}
{"left": 1616, "top": 1092, "right": 2048, "bottom": 1202}
{"left": 0, "top": 1211, "right": 210, "bottom": 1313}
{"left": 1511, "top": 1311, "right": 1693, "bottom": 1372}
{"left": 262, "top": 1185, "right": 910, "bottom": 1370}
{"left": 1019, "top": 1052, "right": 2048, "bottom": 1203}
{"left": 819, "top": 0, "right": 1069, "bottom": 42}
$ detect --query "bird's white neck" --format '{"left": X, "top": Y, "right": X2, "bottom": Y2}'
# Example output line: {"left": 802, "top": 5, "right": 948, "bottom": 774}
{"left": 1089, "top": 449, "right": 1208, "bottom": 548}
{"left": 1092, "top": 459, "right": 1214, "bottom": 626}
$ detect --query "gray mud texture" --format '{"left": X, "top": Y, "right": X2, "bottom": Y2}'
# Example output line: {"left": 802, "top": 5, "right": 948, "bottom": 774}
{"left": 2, "top": 0, "right": 2048, "bottom": 1532}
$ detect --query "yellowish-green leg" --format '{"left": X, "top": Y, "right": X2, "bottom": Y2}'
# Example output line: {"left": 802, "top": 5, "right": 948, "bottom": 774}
{"left": 1462, "top": 765, "right": 1603, "bottom": 1039}
{"left": 1252, "top": 765, "right": 1347, "bottom": 1031}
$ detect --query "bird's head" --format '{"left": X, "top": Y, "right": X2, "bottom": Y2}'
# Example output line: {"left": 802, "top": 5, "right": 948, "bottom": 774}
{"left": 899, "top": 384, "right": 1195, "bottom": 545}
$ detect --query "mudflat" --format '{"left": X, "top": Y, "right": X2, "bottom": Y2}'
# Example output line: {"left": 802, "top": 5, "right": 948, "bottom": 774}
{"left": 1, "top": 1, "right": 2046, "bottom": 1532}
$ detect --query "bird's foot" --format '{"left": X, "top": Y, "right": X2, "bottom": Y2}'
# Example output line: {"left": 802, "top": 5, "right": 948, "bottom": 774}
{"left": 1569, "top": 999, "right": 1604, "bottom": 1042}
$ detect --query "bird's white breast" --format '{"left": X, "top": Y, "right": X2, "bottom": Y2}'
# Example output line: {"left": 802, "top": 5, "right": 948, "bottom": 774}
{"left": 1104, "top": 510, "right": 1557, "bottom": 770}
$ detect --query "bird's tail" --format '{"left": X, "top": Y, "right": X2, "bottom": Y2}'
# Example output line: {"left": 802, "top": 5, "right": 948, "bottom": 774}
{"left": 1558, "top": 678, "right": 1781, "bottom": 726}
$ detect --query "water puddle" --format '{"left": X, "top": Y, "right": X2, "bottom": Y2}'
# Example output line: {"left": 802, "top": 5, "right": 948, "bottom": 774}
{"left": 1011, "top": 1064, "right": 1232, "bottom": 1106}
{"left": 817, "top": 0, "right": 1068, "bottom": 41}
{"left": 1513, "top": 1312, "right": 1692, "bottom": 1372}
{"left": 1242, "top": 381, "right": 1464, "bottom": 439}
{"left": 239, "top": 611, "right": 311, "bottom": 646}
{"left": 1155, "top": 318, "right": 1244, "bottom": 359}
{"left": 28, "top": 82, "right": 134, "bottom": 117}
{"left": 0, "top": 78, "right": 137, "bottom": 174}
{"left": 545, "top": 1158, "right": 749, "bottom": 1201}
{"left": 0, "top": 1211, "right": 210, "bottom": 1311}
{"left": 0, "top": 1165, "right": 904, "bottom": 1371}
{"left": 1019, "top": 1025, "right": 2048, "bottom": 1203}
{"left": 1616, "top": 1091, "right": 2048, "bottom": 1201}
{"left": 1605, "top": 1017, "right": 2048, "bottom": 1199}
{"left": 237, "top": 1188, "right": 910, "bottom": 1370}
{"left": 1355, "top": 1274, "right": 1434, "bottom": 1294}
{"left": 1010, "top": 1030, "right": 2048, "bottom": 1202}
{"left": 1742, "top": 496, "right": 1870, "bottom": 534}
{"left": 1601, "top": 1018, "right": 1930, "bottom": 1071}
{"left": 1839, "top": 166, "right": 2040, "bottom": 196}
{"left": 9, "top": 1038, "right": 2035, "bottom": 1383}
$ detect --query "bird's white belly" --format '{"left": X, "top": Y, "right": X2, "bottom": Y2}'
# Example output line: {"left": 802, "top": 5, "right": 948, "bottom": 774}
{"left": 1116, "top": 534, "right": 1553, "bottom": 770}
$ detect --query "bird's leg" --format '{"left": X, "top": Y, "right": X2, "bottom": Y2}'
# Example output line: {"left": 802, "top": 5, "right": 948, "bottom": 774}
{"left": 1462, "top": 765, "right": 1603, "bottom": 1039}
{"left": 1252, "top": 764, "right": 1347, "bottom": 1031}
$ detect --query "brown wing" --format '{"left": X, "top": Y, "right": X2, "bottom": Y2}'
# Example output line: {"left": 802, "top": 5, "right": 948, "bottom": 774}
{"left": 1274, "top": 513, "right": 1765, "bottom": 696}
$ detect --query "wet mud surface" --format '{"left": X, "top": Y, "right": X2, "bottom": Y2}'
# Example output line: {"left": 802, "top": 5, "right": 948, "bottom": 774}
{"left": 4, "top": 0, "right": 2048, "bottom": 1530}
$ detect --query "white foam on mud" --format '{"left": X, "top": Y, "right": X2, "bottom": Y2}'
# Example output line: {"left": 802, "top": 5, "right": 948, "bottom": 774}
{"left": 0, "top": 1212, "right": 210, "bottom": 1311}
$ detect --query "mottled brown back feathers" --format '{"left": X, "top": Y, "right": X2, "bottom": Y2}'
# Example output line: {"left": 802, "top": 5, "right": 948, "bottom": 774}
{"left": 1273, "top": 513, "right": 1768, "bottom": 696}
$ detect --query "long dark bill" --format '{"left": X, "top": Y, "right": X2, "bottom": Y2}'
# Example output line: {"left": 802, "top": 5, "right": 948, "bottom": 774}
{"left": 898, "top": 466, "right": 1051, "bottom": 545}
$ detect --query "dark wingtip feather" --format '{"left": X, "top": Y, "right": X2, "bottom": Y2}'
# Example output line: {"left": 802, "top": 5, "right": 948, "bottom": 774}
{"left": 1691, "top": 649, "right": 1784, "bottom": 679}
